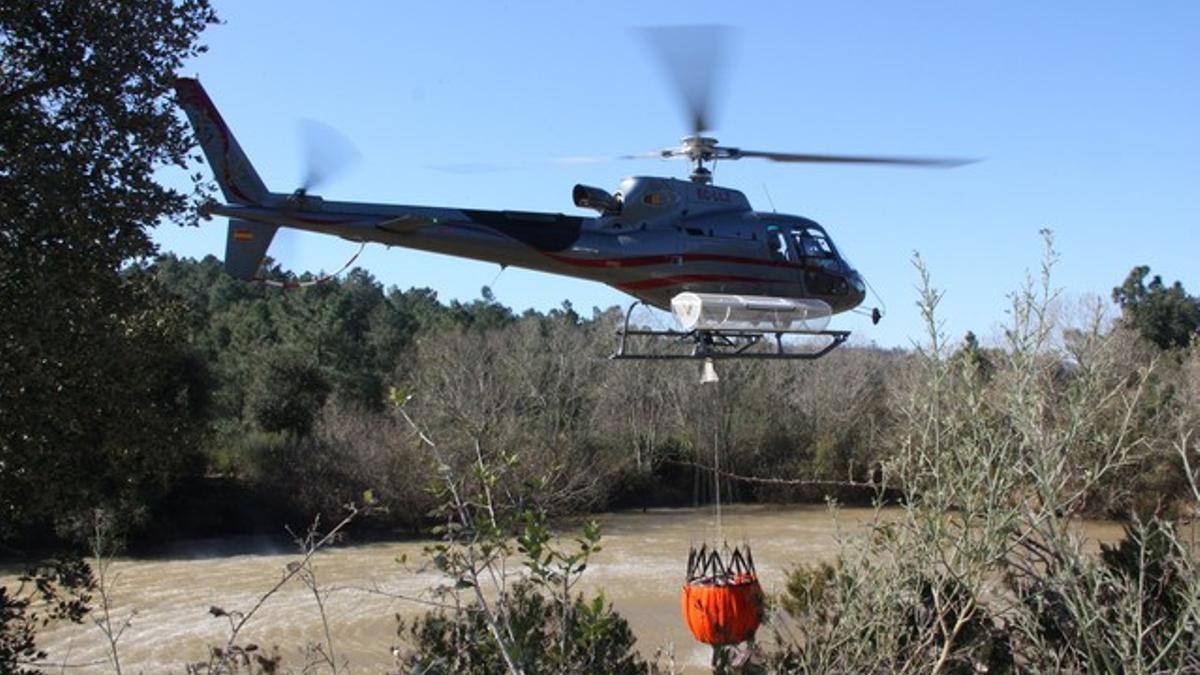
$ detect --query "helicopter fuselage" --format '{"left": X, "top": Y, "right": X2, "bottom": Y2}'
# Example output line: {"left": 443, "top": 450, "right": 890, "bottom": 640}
{"left": 208, "top": 175, "right": 867, "bottom": 314}
{"left": 177, "top": 76, "right": 866, "bottom": 316}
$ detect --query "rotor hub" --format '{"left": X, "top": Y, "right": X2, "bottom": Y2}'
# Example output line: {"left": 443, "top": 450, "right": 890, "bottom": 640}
{"left": 674, "top": 136, "right": 730, "bottom": 184}
{"left": 679, "top": 135, "right": 719, "bottom": 161}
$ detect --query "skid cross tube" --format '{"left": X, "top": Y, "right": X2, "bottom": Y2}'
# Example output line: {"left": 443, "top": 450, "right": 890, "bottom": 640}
{"left": 611, "top": 301, "right": 851, "bottom": 361}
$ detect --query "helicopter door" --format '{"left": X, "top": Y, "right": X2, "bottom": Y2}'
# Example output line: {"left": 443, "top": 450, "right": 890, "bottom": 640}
{"left": 766, "top": 225, "right": 790, "bottom": 262}
{"left": 764, "top": 224, "right": 806, "bottom": 294}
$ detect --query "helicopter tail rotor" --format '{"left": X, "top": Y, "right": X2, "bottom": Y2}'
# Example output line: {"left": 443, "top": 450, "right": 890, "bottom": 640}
{"left": 296, "top": 117, "right": 362, "bottom": 195}
{"left": 267, "top": 118, "right": 364, "bottom": 275}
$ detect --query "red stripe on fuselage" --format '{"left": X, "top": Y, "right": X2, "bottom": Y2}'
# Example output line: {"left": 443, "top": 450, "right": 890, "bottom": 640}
{"left": 614, "top": 274, "right": 765, "bottom": 291}
{"left": 545, "top": 252, "right": 798, "bottom": 270}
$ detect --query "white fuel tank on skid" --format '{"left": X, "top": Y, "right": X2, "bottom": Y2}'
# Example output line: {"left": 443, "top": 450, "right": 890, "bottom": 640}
{"left": 671, "top": 292, "right": 832, "bottom": 333}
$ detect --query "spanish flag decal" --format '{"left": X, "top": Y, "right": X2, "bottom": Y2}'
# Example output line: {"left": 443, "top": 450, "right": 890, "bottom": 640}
{"left": 233, "top": 230, "right": 254, "bottom": 242}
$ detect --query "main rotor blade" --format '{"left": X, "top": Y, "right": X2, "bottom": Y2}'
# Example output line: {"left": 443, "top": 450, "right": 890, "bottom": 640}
{"left": 298, "top": 118, "right": 362, "bottom": 191}
{"left": 639, "top": 25, "right": 734, "bottom": 135}
{"left": 733, "top": 149, "right": 977, "bottom": 167}
{"left": 552, "top": 151, "right": 667, "bottom": 164}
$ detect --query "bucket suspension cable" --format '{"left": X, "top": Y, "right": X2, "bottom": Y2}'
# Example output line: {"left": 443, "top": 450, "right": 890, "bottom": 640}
{"left": 254, "top": 241, "right": 366, "bottom": 290}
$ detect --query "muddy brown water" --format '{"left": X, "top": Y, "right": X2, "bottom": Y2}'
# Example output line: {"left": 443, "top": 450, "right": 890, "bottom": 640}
{"left": 5, "top": 505, "right": 1125, "bottom": 673}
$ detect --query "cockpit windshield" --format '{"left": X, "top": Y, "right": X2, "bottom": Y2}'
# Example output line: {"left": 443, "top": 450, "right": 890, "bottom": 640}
{"left": 791, "top": 226, "right": 838, "bottom": 263}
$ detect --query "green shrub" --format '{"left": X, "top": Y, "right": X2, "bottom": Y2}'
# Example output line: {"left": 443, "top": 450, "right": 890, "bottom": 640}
{"left": 399, "top": 581, "right": 646, "bottom": 675}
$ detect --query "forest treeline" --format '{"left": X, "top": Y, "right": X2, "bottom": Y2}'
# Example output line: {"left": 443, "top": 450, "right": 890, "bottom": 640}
{"left": 151, "top": 253, "right": 1200, "bottom": 535}
{"left": 113, "top": 252, "right": 908, "bottom": 540}
{"left": 17, "top": 251, "right": 1198, "bottom": 547}
{"left": 5, "top": 242, "right": 1200, "bottom": 547}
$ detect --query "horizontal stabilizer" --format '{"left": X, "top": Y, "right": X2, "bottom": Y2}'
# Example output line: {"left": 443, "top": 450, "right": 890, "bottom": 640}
{"left": 224, "top": 219, "right": 277, "bottom": 280}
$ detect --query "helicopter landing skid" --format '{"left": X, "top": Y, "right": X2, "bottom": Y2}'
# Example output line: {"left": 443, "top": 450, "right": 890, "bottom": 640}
{"left": 610, "top": 302, "right": 850, "bottom": 361}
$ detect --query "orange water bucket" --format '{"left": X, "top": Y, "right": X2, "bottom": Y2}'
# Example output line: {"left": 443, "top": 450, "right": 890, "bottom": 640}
{"left": 680, "top": 544, "right": 764, "bottom": 645}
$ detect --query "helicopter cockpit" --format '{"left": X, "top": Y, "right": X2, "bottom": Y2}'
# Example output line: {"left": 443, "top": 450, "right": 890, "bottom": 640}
{"left": 766, "top": 223, "right": 843, "bottom": 265}
{"left": 793, "top": 226, "right": 837, "bottom": 265}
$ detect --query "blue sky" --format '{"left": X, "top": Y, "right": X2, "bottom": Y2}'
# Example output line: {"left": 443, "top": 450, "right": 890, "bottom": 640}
{"left": 157, "top": 1, "right": 1199, "bottom": 348}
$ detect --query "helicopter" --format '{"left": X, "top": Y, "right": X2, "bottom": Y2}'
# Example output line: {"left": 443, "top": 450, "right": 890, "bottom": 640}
{"left": 175, "top": 29, "right": 971, "bottom": 366}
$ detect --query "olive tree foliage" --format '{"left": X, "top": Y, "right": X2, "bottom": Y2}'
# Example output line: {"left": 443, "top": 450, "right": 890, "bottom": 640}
{"left": 0, "top": 1, "right": 218, "bottom": 536}
{"left": 771, "top": 234, "right": 1200, "bottom": 673}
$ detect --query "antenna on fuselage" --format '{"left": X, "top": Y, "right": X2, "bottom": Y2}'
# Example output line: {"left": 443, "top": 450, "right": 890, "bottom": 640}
{"left": 761, "top": 183, "right": 777, "bottom": 213}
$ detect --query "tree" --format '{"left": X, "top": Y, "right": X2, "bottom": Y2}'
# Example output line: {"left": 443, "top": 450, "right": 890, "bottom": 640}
{"left": 0, "top": 1, "right": 218, "bottom": 537}
{"left": 1112, "top": 265, "right": 1200, "bottom": 350}
{"left": 245, "top": 348, "right": 331, "bottom": 437}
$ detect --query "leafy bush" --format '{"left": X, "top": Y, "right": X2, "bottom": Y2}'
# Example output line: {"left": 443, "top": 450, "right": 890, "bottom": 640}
{"left": 400, "top": 580, "right": 645, "bottom": 675}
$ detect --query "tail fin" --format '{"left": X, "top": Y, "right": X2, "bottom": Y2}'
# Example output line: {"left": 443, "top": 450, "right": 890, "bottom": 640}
{"left": 175, "top": 77, "right": 269, "bottom": 205}
{"left": 225, "top": 219, "right": 277, "bottom": 281}
{"left": 177, "top": 78, "right": 275, "bottom": 280}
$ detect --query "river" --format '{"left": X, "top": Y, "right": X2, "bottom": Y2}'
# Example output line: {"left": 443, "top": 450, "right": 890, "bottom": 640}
{"left": 5, "top": 505, "right": 1125, "bottom": 673}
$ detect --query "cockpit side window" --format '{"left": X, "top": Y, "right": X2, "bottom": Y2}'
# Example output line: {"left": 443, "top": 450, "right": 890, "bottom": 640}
{"left": 767, "top": 225, "right": 790, "bottom": 261}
